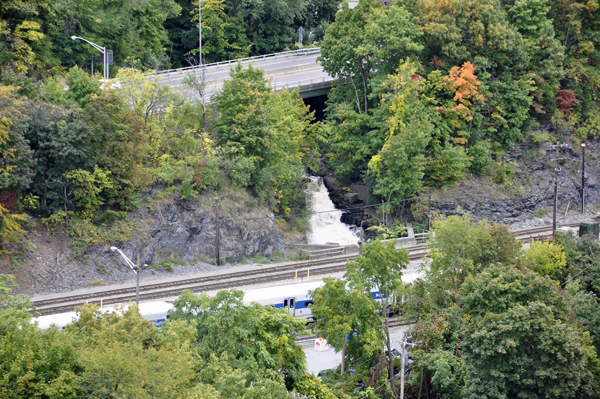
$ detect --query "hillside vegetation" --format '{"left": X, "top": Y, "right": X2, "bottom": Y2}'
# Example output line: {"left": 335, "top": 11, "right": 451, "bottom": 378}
{"left": 1, "top": 0, "right": 599, "bottom": 256}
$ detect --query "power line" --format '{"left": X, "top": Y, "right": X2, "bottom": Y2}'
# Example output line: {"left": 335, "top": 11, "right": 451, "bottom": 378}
{"left": 2, "top": 185, "right": 585, "bottom": 247}
{"left": 2, "top": 194, "right": 432, "bottom": 246}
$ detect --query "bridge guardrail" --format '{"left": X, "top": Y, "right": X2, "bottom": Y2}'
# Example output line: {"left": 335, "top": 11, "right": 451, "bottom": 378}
{"left": 272, "top": 75, "right": 335, "bottom": 92}
{"left": 148, "top": 47, "right": 322, "bottom": 79}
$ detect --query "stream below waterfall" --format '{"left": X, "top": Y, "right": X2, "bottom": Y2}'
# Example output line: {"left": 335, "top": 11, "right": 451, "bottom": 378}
{"left": 306, "top": 176, "right": 360, "bottom": 245}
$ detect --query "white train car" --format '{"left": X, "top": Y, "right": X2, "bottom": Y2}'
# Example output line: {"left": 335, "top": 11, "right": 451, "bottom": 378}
{"left": 33, "top": 301, "right": 173, "bottom": 330}
{"left": 243, "top": 281, "right": 325, "bottom": 322}
{"left": 34, "top": 269, "right": 421, "bottom": 330}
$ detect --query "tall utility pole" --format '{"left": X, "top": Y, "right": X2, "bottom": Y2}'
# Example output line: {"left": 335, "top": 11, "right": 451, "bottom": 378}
{"left": 135, "top": 254, "right": 140, "bottom": 304}
{"left": 581, "top": 143, "right": 586, "bottom": 213}
{"left": 428, "top": 192, "right": 432, "bottom": 231}
{"left": 215, "top": 197, "right": 220, "bottom": 266}
{"left": 553, "top": 143, "right": 560, "bottom": 233}
{"left": 199, "top": 0, "right": 203, "bottom": 65}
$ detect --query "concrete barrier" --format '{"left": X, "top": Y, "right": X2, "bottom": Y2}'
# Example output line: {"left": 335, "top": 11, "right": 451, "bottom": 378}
{"left": 297, "top": 243, "right": 359, "bottom": 259}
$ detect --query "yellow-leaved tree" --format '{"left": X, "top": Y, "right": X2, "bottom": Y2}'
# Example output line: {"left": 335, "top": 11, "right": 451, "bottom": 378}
{"left": 0, "top": 86, "right": 27, "bottom": 253}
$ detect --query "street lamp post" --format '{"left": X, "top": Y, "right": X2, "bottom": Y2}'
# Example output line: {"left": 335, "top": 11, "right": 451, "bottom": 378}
{"left": 71, "top": 36, "right": 109, "bottom": 80}
{"left": 399, "top": 339, "right": 419, "bottom": 399}
{"left": 110, "top": 247, "right": 146, "bottom": 305}
{"left": 581, "top": 143, "right": 586, "bottom": 213}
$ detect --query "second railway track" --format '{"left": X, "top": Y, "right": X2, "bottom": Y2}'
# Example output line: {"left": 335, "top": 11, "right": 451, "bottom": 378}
{"left": 33, "top": 224, "right": 573, "bottom": 315}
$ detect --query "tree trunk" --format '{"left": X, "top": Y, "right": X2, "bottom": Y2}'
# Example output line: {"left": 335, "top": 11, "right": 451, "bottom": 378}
{"left": 349, "top": 76, "right": 362, "bottom": 114}
{"left": 63, "top": 184, "right": 69, "bottom": 228}
{"left": 418, "top": 365, "right": 424, "bottom": 399}
{"left": 341, "top": 340, "right": 346, "bottom": 375}
{"left": 359, "top": 63, "right": 369, "bottom": 113}
{"left": 451, "top": 269, "right": 461, "bottom": 308}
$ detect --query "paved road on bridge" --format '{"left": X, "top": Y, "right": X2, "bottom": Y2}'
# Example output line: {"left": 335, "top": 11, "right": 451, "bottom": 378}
{"left": 147, "top": 49, "right": 333, "bottom": 101}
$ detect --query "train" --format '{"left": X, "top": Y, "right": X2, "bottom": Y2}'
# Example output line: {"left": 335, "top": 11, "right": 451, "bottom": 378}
{"left": 34, "top": 301, "right": 174, "bottom": 330}
{"left": 33, "top": 281, "right": 332, "bottom": 330}
{"left": 33, "top": 269, "right": 421, "bottom": 330}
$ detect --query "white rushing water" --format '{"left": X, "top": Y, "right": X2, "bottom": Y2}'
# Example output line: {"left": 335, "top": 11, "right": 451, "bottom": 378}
{"left": 307, "top": 176, "right": 360, "bottom": 245}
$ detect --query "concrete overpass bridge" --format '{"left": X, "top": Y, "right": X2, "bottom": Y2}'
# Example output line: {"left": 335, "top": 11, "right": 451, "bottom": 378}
{"left": 151, "top": 48, "right": 333, "bottom": 101}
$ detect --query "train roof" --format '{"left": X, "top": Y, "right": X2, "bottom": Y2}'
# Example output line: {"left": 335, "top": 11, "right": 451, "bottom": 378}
{"left": 32, "top": 301, "right": 174, "bottom": 329}
{"left": 243, "top": 281, "right": 325, "bottom": 305}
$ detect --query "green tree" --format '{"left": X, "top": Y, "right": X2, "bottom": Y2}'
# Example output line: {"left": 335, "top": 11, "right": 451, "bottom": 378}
{"left": 64, "top": 65, "right": 100, "bottom": 108}
{"left": 506, "top": 0, "right": 565, "bottom": 115}
{"left": 67, "top": 303, "right": 196, "bottom": 399}
{"left": 548, "top": 0, "right": 600, "bottom": 115}
{"left": 0, "top": 85, "right": 32, "bottom": 193}
{"left": 43, "top": 0, "right": 182, "bottom": 69}
{"left": 237, "top": 0, "right": 306, "bottom": 56}
{"left": 424, "top": 145, "right": 470, "bottom": 187}
{"left": 19, "top": 101, "right": 93, "bottom": 215}
{"left": 422, "top": 215, "right": 523, "bottom": 308}
{"left": 195, "top": 353, "right": 292, "bottom": 399}
{"left": 407, "top": 312, "right": 466, "bottom": 399}
{"left": 80, "top": 93, "right": 148, "bottom": 208}
{"left": 368, "top": 63, "right": 433, "bottom": 203}
{"left": 113, "top": 67, "right": 179, "bottom": 127}
{"left": 459, "top": 265, "right": 596, "bottom": 398}
{"left": 0, "top": 274, "right": 81, "bottom": 399}
{"left": 345, "top": 240, "right": 409, "bottom": 393}
{"left": 0, "top": 4, "right": 47, "bottom": 74}
{"left": 322, "top": 104, "right": 377, "bottom": 180}
{"left": 170, "top": 289, "right": 307, "bottom": 384}
{"left": 468, "top": 140, "right": 492, "bottom": 175}
{"left": 0, "top": 86, "right": 29, "bottom": 251}
{"left": 0, "top": 322, "right": 81, "bottom": 399}
{"left": 422, "top": 214, "right": 478, "bottom": 308}
{"left": 65, "top": 166, "right": 113, "bottom": 217}
{"left": 567, "top": 278, "right": 600, "bottom": 356}
{"left": 320, "top": 0, "right": 422, "bottom": 114}
{"left": 0, "top": 274, "right": 34, "bottom": 333}
{"left": 190, "top": 0, "right": 251, "bottom": 63}
{"left": 558, "top": 234, "right": 600, "bottom": 296}
{"left": 213, "top": 63, "right": 311, "bottom": 211}
{"left": 524, "top": 240, "right": 567, "bottom": 278}
{"left": 309, "top": 277, "right": 381, "bottom": 375}
{"left": 469, "top": 223, "right": 522, "bottom": 271}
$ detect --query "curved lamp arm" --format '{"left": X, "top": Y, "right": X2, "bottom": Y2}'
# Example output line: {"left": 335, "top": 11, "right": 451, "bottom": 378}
{"left": 110, "top": 246, "right": 138, "bottom": 274}
{"left": 71, "top": 36, "right": 105, "bottom": 53}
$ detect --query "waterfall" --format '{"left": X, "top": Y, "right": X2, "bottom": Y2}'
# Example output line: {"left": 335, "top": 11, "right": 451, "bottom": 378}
{"left": 307, "top": 176, "right": 360, "bottom": 245}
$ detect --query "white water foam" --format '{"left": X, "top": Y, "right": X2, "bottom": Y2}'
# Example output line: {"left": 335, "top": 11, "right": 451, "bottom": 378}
{"left": 307, "top": 176, "right": 360, "bottom": 245}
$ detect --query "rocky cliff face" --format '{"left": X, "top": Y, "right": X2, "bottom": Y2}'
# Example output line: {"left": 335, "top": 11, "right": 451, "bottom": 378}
{"left": 87, "top": 186, "right": 285, "bottom": 267}
{"left": 8, "top": 187, "right": 287, "bottom": 295}
{"left": 314, "top": 139, "right": 600, "bottom": 228}
{"left": 431, "top": 140, "right": 600, "bottom": 223}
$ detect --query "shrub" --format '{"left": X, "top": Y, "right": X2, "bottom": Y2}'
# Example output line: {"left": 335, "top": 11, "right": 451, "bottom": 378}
{"left": 367, "top": 223, "right": 408, "bottom": 240}
{"left": 469, "top": 141, "right": 492, "bottom": 175}
{"left": 91, "top": 279, "right": 108, "bottom": 287}
{"left": 425, "top": 145, "right": 471, "bottom": 187}
{"left": 576, "top": 110, "right": 600, "bottom": 142}
{"left": 531, "top": 132, "right": 550, "bottom": 145}
{"left": 492, "top": 162, "right": 515, "bottom": 185}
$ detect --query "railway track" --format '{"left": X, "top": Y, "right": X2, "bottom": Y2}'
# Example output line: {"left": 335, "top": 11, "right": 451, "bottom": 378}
{"left": 512, "top": 222, "right": 579, "bottom": 238}
{"left": 32, "top": 224, "right": 572, "bottom": 315}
